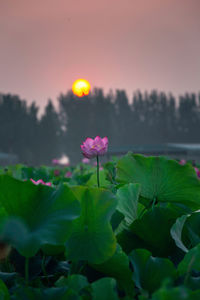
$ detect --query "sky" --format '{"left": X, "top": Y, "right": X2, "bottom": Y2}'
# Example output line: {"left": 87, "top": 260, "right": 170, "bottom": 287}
{"left": 0, "top": 0, "right": 200, "bottom": 110}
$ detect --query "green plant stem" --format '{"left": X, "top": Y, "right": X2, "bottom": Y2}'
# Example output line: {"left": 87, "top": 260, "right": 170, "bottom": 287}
{"left": 5, "top": 257, "right": 12, "bottom": 273}
{"left": 69, "top": 261, "right": 79, "bottom": 275}
{"left": 152, "top": 197, "right": 157, "bottom": 210}
{"left": 41, "top": 255, "right": 47, "bottom": 276}
{"left": 96, "top": 155, "right": 100, "bottom": 187}
{"left": 69, "top": 260, "right": 87, "bottom": 275}
{"left": 41, "top": 255, "right": 49, "bottom": 285}
{"left": 138, "top": 206, "right": 147, "bottom": 218}
{"left": 25, "top": 257, "right": 29, "bottom": 286}
{"left": 184, "top": 256, "right": 195, "bottom": 285}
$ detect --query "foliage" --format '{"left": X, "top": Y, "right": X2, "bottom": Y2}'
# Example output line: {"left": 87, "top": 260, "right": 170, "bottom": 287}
{"left": 0, "top": 154, "right": 200, "bottom": 299}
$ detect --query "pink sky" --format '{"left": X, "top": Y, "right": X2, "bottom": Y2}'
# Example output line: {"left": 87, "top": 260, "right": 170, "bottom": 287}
{"left": 0, "top": 0, "right": 200, "bottom": 110}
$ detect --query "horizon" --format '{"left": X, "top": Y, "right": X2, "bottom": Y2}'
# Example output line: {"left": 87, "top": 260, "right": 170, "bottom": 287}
{"left": 1, "top": 87, "right": 200, "bottom": 115}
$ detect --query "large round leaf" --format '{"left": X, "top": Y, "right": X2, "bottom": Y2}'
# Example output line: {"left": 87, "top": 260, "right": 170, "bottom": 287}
{"left": 65, "top": 186, "right": 117, "bottom": 264}
{"left": 0, "top": 279, "right": 10, "bottom": 300}
{"left": 55, "top": 274, "right": 89, "bottom": 299}
{"left": 91, "top": 244, "right": 135, "bottom": 297}
{"left": 178, "top": 243, "right": 200, "bottom": 276}
{"left": 170, "top": 215, "right": 189, "bottom": 253}
{"left": 129, "top": 249, "right": 177, "bottom": 293}
{"left": 171, "top": 212, "right": 200, "bottom": 253}
{"left": 125, "top": 207, "right": 180, "bottom": 256}
{"left": 55, "top": 274, "right": 89, "bottom": 292}
{"left": 116, "top": 183, "right": 143, "bottom": 228}
{"left": 91, "top": 278, "right": 119, "bottom": 300}
{"left": 116, "top": 153, "right": 200, "bottom": 209}
{"left": 11, "top": 286, "right": 79, "bottom": 300}
{"left": 86, "top": 170, "right": 110, "bottom": 188}
{"left": 151, "top": 285, "right": 197, "bottom": 300}
{"left": 0, "top": 175, "right": 81, "bottom": 257}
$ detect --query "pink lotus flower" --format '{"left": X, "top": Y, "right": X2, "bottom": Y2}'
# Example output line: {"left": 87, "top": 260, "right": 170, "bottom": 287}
{"left": 82, "top": 157, "right": 90, "bottom": 164}
{"left": 65, "top": 171, "right": 72, "bottom": 178}
{"left": 93, "top": 161, "right": 100, "bottom": 166}
{"left": 30, "top": 179, "right": 52, "bottom": 186}
{"left": 194, "top": 167, "right": 200, "bottom": 179}
{"left": 179, "top": 159, "right": 186, "bottom": 165}
{"left": 52, "top": 159, "right": 60, "bottom": 165}
{"left": 80, "top": 136, "right": 108, "bottom": 159}
{"left": 54, "top": 169, "right": 60, "bottom": 176}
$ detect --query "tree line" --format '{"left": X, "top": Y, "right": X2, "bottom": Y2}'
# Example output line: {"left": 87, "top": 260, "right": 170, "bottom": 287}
{"left": 0, "top": 89, "right": 200, "bottom": 165}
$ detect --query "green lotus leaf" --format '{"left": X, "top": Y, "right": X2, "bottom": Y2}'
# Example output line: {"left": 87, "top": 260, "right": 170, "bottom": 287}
{"left": 171, "top": 212, "right": 200, "bottom": 253}
{"left": 41, "top": 244, "right": 65, "bottom": 256}
{"left": 116, "top": 183, "right": 143, "bottom": 227}
{"left": 86, "top": 169, "right": 110, "bottom": 188}
{"left": 11, "top": 286, "right": 79, "bottom": 300}
{"left": 129, "top": 249, "right": 177, "bottom": 293}
{"left": 151, "top": 285, "right": 197, "bottom": 300}
{"left": 116, "top": 153, "right": 200, "bottom": 209}
{"left": 170, "top": 215, "right": 189, "bottom": 253}
{"left": 110, "top": 210, "right": 124, "bottom": 232}
{"left": 91, "top": 244, "right": 135, "bottom": 297}
{"left": 91, "top": 278, "right": 119, "bottom": 300}
{"left": 55, "top": 274, "right": 89, "bottom": 292}
{"left": 0, "top": 175, "right": 81, "bottom": 257}
{"left": 119, "top": 207, "right": 180, "bottom": 256}
{"left": 66, "top": 186, "right": 117, "bottom": 264}
{"left": 0, "top": 279, "right": 10, "bottom": 300}
{"left": 178, "top": 243, "right": 200, "bottom": 276}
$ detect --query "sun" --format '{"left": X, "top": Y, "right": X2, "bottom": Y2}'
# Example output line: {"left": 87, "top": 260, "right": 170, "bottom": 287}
{"left": 72, "top": 79, "right": 91, "bottom": 97}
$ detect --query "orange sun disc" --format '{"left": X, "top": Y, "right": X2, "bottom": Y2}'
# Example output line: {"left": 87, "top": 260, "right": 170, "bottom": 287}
{"left": 72, "top": 79, "right": 91, "bottom": 97}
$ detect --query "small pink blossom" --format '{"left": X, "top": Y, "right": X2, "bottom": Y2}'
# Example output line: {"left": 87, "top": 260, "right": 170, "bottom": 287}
{"left": 93, "top": 161, "right": 103, "bottom": 170}
{"left": 179, "top": 159, "right": 186, "bottom": 165}
{"left": 194, "top": 167, "right": 200, "bottom": 179}
{"left": 93, "top": 161, "right": 101, "bottom": 166}
{"left": 30, "top": 179, "right": 52, "bottom": 186}
{"left": 65, "top": 171, "right": 72, "bottom": 178}
{"left": 52, "top": 159, "right": 60, "bottom": 165}
{"left": 82, "top": 157, "right": 90, "bottom": 164}
{"left": 80, "top": 136, "right": 108, "bottom": 159}
{"left": 54, "top": 169, "right": 60, "bottom": 176}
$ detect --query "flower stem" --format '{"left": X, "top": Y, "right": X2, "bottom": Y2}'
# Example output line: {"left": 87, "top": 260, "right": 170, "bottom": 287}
{"left": 25, "top": 257, "right": 29, "bottom": 285}
{"left": 96, "top": 155, "right": 100, "bottom": 187}
{"left": 41, "top": 254, "right": 50, "bottom": 285}
{"left": 152, "top": 197, "right": 157, "bottom": 210}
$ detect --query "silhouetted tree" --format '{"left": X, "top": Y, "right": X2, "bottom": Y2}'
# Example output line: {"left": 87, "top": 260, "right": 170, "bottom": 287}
{"left": 1, "top": 89, "right": 200, "bottom": 165}
{"left": 177, "top": 94, "right": 200, "bottom": 143}
{"left": 0, "top": 94, "right": 39, "bottom": 163}
{"left": 37, "top": 100, "right": 62, "bottom": 164}
{"left": 113, "top": 90, "right": 132, "bottom": 145}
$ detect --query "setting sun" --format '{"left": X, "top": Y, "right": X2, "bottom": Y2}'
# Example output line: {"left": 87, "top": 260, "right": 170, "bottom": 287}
{"left": 72, "top": 79, "right": 91, "bottom": 97}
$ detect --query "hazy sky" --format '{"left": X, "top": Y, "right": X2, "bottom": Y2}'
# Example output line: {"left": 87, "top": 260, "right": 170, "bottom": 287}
{"left": 0, "top": 0, "right": 200, "bottom": 109}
